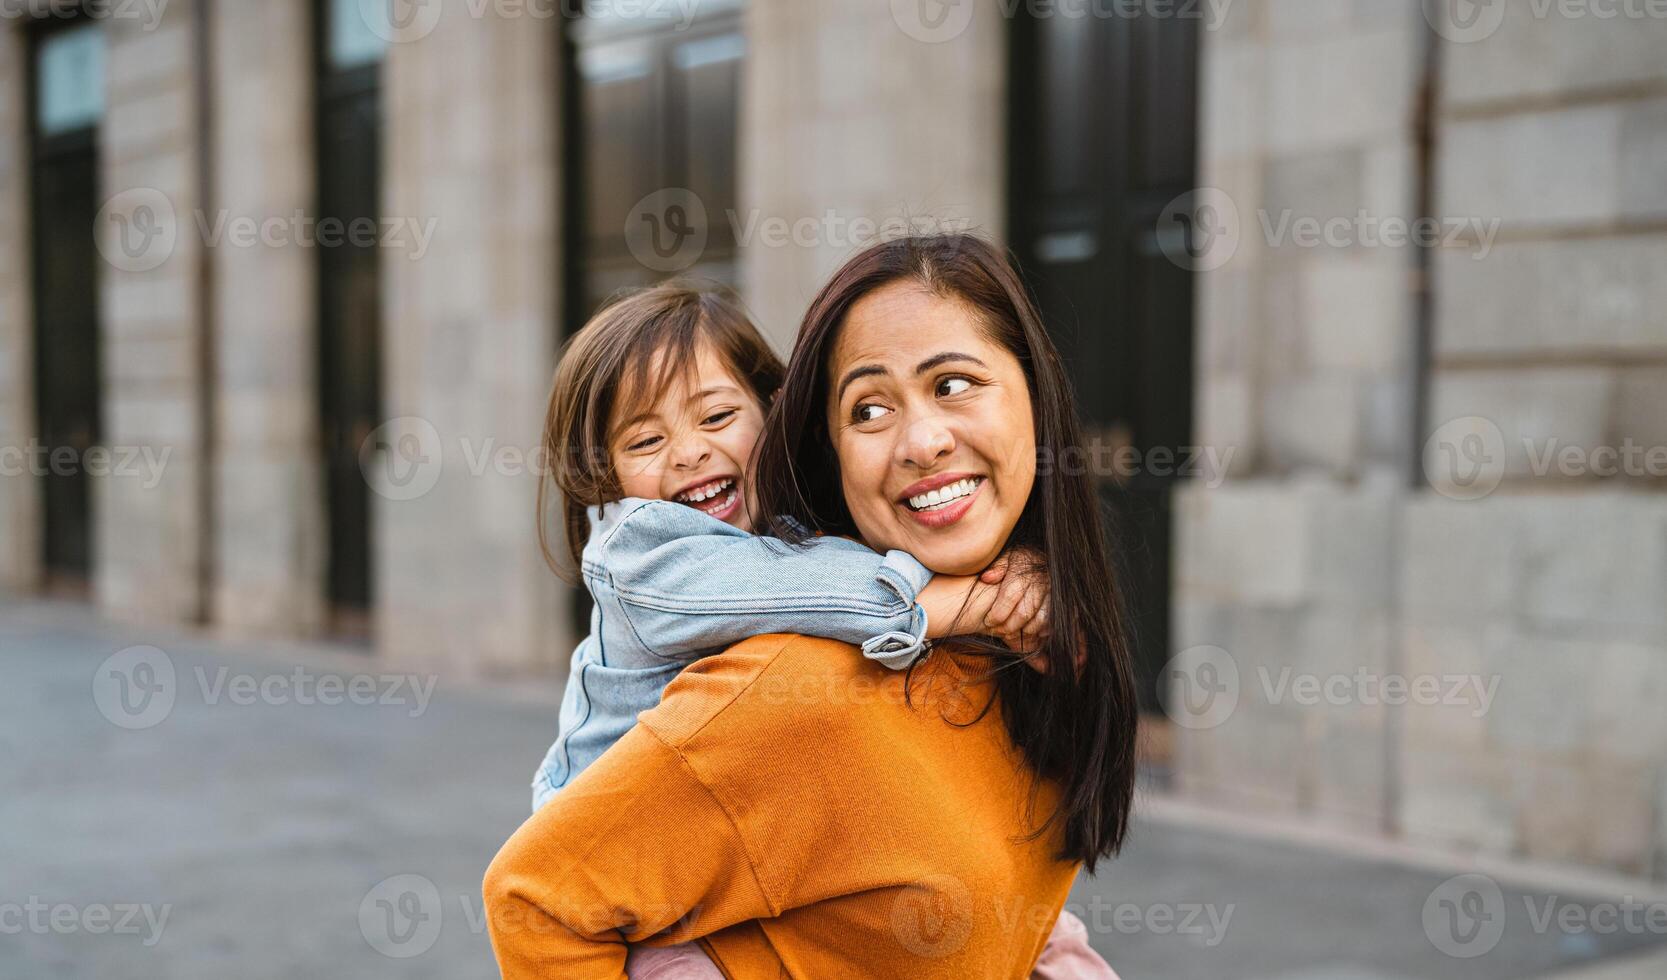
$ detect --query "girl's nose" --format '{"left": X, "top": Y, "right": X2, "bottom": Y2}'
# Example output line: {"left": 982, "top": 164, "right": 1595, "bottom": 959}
{"left": 668, "top": 434, "right": 712, "bottom": 470}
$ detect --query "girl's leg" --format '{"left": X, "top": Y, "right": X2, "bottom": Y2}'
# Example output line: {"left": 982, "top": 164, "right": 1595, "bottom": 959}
{"left": 625, "top": 941, "right": 726, "bottom": 980}
{"left": 1032, "top": 909, "right": 1119, "bottom": 980}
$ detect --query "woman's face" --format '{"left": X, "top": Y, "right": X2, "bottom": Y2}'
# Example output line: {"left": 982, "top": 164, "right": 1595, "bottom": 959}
{"left": 825, "top": 281, "right": 1036, "bottom": 575}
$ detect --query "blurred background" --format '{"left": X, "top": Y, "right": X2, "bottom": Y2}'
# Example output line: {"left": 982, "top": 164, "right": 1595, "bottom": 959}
{"left": 4, "top": 0, "right": 1667, "bottom": 977}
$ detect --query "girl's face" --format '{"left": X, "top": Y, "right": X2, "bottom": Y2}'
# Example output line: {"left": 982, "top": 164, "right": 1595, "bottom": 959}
{"left": 608, "top": 340, "right": 767, "bottom": 531}
{"left": 824, "top": 281, "right": 1036, "bottom": 575}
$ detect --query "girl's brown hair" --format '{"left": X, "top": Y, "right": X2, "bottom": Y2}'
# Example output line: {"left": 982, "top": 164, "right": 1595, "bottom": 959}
{"left": 538, "top": 282, "right": 785, "bottom": 578}
{"left": 752, "top": 235, "right": 1140, "bottom": 872}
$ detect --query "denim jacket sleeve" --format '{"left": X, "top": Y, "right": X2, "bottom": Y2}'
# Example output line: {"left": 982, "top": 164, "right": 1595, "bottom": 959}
{"left": 581, "top": 498, "right": 932, "bottom": 669}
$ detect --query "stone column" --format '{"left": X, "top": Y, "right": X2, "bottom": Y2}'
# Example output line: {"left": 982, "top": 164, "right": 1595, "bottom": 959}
{"left": 738, "top": 0, "right": 1007, "bottom": 352}
{"left": 1173, "top": 0, "right": 1425, "bottom": 832}
{"left": 378, "top": 6, "right": 566, "bottom": 675}
{"left": 0, "top": 26, "right": 39, "bottom": 591}
{"left": 207, "top": 0, "right": 326, "bottom": 634}
{"left": 96, "top": 2, "right": 208, "bottom": 623}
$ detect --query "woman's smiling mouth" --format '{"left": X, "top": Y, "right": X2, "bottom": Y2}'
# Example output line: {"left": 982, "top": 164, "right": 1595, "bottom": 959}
{"left": 897, "top": 474, "right": 985, "bottom": 528}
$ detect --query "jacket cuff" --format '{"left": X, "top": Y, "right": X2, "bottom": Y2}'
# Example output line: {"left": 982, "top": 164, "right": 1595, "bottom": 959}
{"left": 864, "top": 548, "right": 933, "bottom": 670}
{"left": 875, "top": 549, "right": 932, "bottom": 601}
{"left": 860, "top": 602, "right": 929, "bottom": 670}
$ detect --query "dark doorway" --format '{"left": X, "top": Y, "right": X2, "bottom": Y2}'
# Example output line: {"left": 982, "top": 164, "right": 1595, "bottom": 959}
{"left": 29, "top": 20, "right": 106, "bottom": 593}
{"left": 563, "top": 7, "right": 745, "bottom": 323}
{"left": 558, "top": 6, "right": 744, "bottom": 622}
{"left": 315, "top": 0, "right": 386, "bottom": 632}
{"left": 1009, "top": 9, "right": 1200, "bottom": 719}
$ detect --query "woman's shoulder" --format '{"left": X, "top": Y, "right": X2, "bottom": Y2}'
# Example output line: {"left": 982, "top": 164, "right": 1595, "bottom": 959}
{"left": 635, "top": 633, "right": 888, "bottom": 747}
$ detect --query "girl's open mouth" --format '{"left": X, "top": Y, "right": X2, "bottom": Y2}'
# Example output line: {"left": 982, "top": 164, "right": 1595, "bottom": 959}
{"left": 673, "top": 476, "right": 742, "bottom": 523}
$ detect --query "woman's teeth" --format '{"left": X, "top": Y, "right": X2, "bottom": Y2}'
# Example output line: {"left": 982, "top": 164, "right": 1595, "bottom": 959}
{"left": 675, "top": 478, "right": 737, "bottom": 513}
{"left": 905, "top": 477, "right": 981, "bottom": 512}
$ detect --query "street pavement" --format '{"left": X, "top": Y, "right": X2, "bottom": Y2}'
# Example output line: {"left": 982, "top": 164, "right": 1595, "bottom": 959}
{"left": 4, "top": 597, "right": 1665, "bottom": 979}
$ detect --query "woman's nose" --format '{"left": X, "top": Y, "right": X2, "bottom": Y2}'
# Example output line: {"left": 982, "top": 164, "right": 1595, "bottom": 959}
{"left": 897, "top": 416, "right": 955, "bottom": 468}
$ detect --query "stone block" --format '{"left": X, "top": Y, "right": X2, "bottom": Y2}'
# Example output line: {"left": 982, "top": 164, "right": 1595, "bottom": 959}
{"left": 1614, "top": 366, "right": 1667, "bottom": 456}
{"left": 1175, "top": 481, "right": 1313, "bottom": 607}
{"left": 1399, "top": 741, "right": 1517, "bottom": 853}
{"left": 1435, "top": 235, "right": 1667, "bottom": 358}
{"left": 1509, "top": 493, "right": 1667, "bottom": 634}
{"left": 1264, "top": 29, "right": 1419, "bottom": 154}
{"left": 1441, "top": 8, "right": 1667, "bottom": 108}
{"left": 1425, "top": 367, "right": 1616, "bottom": 482}
{"left": 1300, "top": 254, "right": 1408, "bottom": 373}
{"left": 1402, "top": 494, "right": 1518, "bottom": 620}
{"left": 1261, "top": 376, "right": 1361, "bottom": 474}
{"left": 1438, "top": 105, "right": 1622, "bottom": 228}
{"left": 1619, "top": 96, "right": 1667, "bottom": 220}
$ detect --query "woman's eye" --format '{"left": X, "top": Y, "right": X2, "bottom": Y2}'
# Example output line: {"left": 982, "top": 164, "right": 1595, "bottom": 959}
{"left": 937, "top": 376, "right": 973, "bottom": 398}
{"left": 852, "top": 403, "right": 891, "bottom": 424}
{"left": 702, "top": 409, "right": 737, "bottom": 426}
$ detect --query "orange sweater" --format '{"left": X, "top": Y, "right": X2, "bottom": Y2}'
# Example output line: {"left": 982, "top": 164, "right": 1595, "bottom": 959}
{"left": 483, "top": 633, "right": 1081, "bottom": 979}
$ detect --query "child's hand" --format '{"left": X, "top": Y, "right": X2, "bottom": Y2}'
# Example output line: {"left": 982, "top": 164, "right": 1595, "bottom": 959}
{"left": 976, "top": 547, "right": 1051, "bottom": 662}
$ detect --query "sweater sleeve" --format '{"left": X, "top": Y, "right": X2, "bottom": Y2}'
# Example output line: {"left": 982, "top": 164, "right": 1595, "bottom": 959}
{"left": 483, "top": 723, "right": 775, "bottom": 979}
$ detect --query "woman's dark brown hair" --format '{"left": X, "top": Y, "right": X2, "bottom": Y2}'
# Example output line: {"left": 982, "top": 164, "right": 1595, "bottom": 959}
{"left": 752, "top": 235, "right": 1140, "bottom": 871}
{"left": 537, "top": 281, "right": 784, "bottom": 578}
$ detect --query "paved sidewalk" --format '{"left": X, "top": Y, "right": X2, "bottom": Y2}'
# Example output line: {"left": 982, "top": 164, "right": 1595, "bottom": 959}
{"left": 4, "top": 598, "right": 1664, "bottom": 979}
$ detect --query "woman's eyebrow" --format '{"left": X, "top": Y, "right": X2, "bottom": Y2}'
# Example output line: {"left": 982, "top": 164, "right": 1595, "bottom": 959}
{"left": 835, "top": 365, "right": 887, "bottom": 402}
{"left": 915, "top": 352, "right": 988, "bottom": 374}
{"left": 835, "top": 353, "right": 990, "bottom": 403}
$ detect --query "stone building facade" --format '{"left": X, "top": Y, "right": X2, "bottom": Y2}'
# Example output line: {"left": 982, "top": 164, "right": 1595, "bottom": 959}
{"left": 2, "top": 0, "right": 1663, "bottom": 879}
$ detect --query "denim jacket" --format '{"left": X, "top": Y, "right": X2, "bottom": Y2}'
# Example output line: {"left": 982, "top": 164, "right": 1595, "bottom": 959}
{"left": 531, "top": 497, "right": 933, "bottom": 810}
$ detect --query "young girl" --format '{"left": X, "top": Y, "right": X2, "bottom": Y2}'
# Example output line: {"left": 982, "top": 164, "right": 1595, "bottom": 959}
{"left": 531, "top": 282, "right": 1112, "bottom": 979}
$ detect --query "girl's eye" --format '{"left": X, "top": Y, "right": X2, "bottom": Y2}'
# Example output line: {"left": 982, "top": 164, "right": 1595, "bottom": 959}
{"left": 625, "top": 434, "right": 661, "bottom": 452}
{"left": 702, "top": 409, "right": 737, "bottom": 426}
{"left": 937, "top": 376, "right": 973, "bottom": 398}
{"left": 852, "top": 403, "right": 891, "bottom": 424}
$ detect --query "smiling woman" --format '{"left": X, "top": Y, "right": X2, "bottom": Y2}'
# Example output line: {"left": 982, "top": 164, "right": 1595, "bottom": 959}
{"left": 754, "top": 234, "right": 1141, "bottom": 866}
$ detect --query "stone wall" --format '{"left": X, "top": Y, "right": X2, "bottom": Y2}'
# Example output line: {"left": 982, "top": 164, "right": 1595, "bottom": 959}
{"left": 378, "top": 4, "right": 567, "bottom": 674}
{"left": 738, "top": 0, "right": 1006, "bottom": 352}
{"left": 1404, "top": 3, "right": 1667, "bottom": 876}
{"left": 1181, "top": 0, "right": 1667, "bottom": 877}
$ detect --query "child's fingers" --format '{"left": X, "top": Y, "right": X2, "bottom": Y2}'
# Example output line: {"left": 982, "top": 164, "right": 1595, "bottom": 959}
{"left": 979, "top": 565, "right": 1007, "bottom": 585}
{"left": 987, "top": 579, "right": 1028, "bottom": 629}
